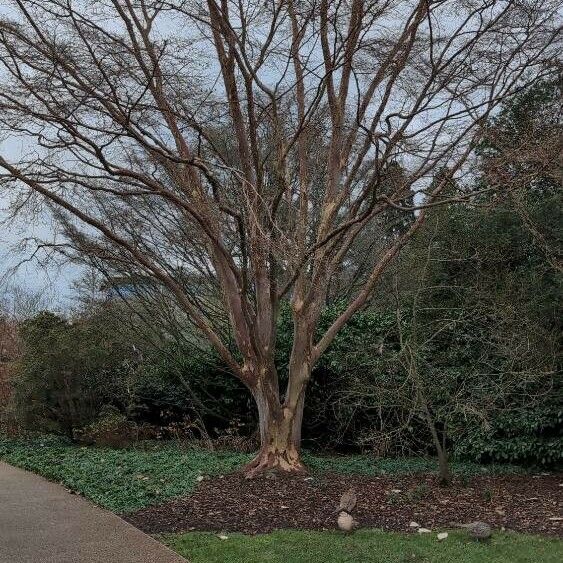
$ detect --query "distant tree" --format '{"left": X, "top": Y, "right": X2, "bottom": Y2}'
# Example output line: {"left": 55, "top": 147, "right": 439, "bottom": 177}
{"left": 13, "top": 310, "right": 137, "bottom": 436}
{"left": 477, "top": 78, "right": 562, "bottom": 272}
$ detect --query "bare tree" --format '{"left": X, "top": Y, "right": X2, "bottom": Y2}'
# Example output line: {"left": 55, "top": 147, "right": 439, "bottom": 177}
{"left": 0, "top": 0, "right": 560, "bottom": 474}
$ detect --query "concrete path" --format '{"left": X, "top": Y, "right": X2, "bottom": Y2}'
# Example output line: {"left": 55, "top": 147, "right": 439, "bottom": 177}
{"left": 0, "top": 461, "right": 187, "bottom": 563}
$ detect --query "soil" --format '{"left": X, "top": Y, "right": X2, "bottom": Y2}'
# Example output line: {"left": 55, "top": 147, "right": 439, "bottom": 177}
{"left": 125, "top": 471, "right": 563, "bottom": 537}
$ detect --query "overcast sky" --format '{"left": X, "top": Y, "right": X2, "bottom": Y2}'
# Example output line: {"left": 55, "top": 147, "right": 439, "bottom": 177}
{"left": 0, "top": 5, "right": 79, "bottom": 307}
{"left": 0, "top": 136, "right": 79, "bottom": 307}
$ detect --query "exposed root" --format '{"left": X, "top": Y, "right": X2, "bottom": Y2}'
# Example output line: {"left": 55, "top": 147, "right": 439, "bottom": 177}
{"left": 244, "top": 448, "right": 307, "bottom": 479}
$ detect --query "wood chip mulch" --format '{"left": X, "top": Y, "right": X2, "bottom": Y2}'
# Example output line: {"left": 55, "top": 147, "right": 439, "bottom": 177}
{"left": 124, "top": 472, "right": 563, "bottom": 537}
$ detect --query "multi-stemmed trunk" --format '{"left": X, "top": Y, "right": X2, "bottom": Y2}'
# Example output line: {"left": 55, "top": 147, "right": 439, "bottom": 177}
{"left": 241, "top": 305, "right": 315, "bottom": 477}
{"left": 244, "top": 358, "right": 311, "bottom": 477}
{"left": 244, "top": 383, "right": 307, "bottom": 477}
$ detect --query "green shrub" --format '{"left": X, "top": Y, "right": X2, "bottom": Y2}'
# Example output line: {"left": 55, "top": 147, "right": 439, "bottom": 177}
{"left": 132, "top": 345, "right": 252, "bottom": 436}
{"left": 12, "top": 311, "right": 134, "bottom": 437}
{"left": 454, "top": 404, "right": 563, "bottom": 466}
{"left": 75, "top": 405, "right": 139, "bottom": 448}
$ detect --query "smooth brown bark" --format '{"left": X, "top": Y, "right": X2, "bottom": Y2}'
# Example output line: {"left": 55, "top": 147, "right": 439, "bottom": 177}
{"left": 244, "top": 373, "right": 308, "bottom": 477}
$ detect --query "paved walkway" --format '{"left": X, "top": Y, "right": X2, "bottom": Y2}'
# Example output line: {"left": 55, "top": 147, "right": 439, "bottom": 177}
{"left": 0, "top": 461, "right": 187, "bottom": 563}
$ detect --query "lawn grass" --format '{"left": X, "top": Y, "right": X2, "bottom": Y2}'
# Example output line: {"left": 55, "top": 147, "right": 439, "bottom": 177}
{"left": 163, "top": 529, "right": 563, "bottom": 563}
{"left": 0, "top": 434, "right": 525, "bottom": 513}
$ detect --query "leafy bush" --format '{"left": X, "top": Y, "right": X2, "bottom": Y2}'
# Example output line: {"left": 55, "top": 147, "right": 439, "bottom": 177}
{"left": 132, "top": 344, "right": 252, "bottom": 437}
{"left": 12, "top": 311, "right": 135, "bottom": 437}
{"left": 454, "top": 404, "right": 563, "bottom": 466}
{"left": 10, "top": 301, "right": 561, "bottom": 468}
{"left": 75, "top": 405, "right": 139, "bottom": 448}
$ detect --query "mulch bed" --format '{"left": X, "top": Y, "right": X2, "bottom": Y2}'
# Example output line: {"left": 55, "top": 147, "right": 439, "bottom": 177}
{"left": 125, "top": 471, "right": 563, "bottom": 537}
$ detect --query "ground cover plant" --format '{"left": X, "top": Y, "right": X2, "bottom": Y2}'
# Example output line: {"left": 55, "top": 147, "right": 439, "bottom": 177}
{"left": 0, "top": 435, "right": 527, "bottom": 513}
{"left": 0, "top": 435, "right": 249, "bottom": 512}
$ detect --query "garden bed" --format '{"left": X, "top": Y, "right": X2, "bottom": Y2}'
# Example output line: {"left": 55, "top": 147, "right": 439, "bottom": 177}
{"left": 126, "top": 471, "right": 563, "bottom": 537}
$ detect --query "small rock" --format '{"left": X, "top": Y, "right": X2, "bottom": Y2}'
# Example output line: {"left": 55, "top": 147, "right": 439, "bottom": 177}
{"left": 409, "top": 522, "right": 420, "bottom": 528}
{"left": 465, "top": 521, "right": 492, "bottom": 540}
{"left": 418, "top": 528, "right": 432, "bottom": 533}
{"left": 548, "top": 517, "right": 563, "bottom": 521}
{"left": 391, "top": 489, "right": 402, "bottom": 493}
{"left": 196, "top": 475, "right": 205, "bottom": 482}
{"left": 217, "top": 535, "right": 228, "bottom": 540}
{"left": 437, "top": 532, "right": 448, "bottom": 541}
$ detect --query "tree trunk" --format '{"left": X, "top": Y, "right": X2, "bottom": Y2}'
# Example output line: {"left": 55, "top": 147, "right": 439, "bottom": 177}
{"left": 436, "top": 446, "right": 451, "bottom": 486}
{"left": 244, "top": 381, "right": 307, "bottom": 478}
{"left": 422, "top": 404, "right": 451, "bottom": 485}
